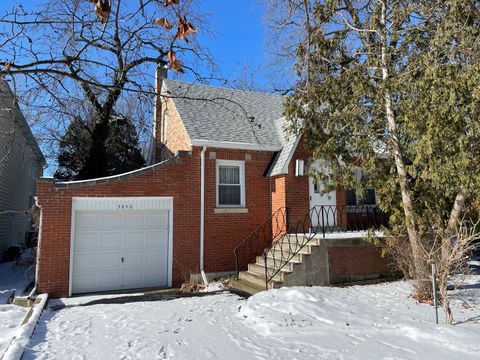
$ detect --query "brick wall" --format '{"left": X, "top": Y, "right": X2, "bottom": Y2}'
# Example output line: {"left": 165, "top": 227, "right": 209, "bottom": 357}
{"left": 155, "top": 96, "right": 192, "bottom": 162}
{"left": 328, "top": 245, "right": 391, "bottom": 283}
{"left": 284, "top": 138, "right": 311, "bottom": 227}
{"left": 203, "top": 147, "right": 273, "bottom": 273}
{"left": 271, "top": 176, "right": 287, "bottom": 238}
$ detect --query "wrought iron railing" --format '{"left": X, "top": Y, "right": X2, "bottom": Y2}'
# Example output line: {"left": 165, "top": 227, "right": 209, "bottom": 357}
{"left": 263, "top": 205, "right": 388, "bottom": 289}
{"left": 234, "top": 204, "right": 388, "bottom": 290}
{"left": 234, "top": 207, "right": 289, "bottom": 277}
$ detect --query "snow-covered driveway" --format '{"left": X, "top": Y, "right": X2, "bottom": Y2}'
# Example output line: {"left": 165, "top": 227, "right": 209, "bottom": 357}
{"left": 24, "top": 280, "right": 480, "bottom": 360}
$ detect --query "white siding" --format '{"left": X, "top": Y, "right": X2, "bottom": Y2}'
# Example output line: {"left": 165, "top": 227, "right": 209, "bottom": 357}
{"left": 0, "top": 80, "right": 43, "bottom": 257}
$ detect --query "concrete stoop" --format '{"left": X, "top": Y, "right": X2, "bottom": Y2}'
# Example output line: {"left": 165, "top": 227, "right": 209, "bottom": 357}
{"left": 231, "top": 235, "right": 331, "bottom": 296}
{"left": 230, "top": 234, "right": 391, "bottom": 296}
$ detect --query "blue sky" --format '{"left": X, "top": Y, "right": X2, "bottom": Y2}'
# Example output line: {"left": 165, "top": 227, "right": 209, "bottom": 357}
{"left": 0, "top": 0, "right": 274, "bottom": 89}
{"left": 190, "top": 0, "right": 271, "bottom": 88}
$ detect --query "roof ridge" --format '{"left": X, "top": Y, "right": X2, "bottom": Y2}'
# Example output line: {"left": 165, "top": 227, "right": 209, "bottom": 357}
{"left": 164, "top": 78, "right": 283, "bottom": 98}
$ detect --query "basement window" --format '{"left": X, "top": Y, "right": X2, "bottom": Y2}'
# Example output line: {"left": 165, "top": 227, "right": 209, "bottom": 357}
{"left": 216, "top": 160, "right": 245, "bottom": 207}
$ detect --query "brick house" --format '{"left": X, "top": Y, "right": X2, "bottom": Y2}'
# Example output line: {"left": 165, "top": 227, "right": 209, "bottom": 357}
{"left": 36, "top": 77, "right": 389, "bottom": 298}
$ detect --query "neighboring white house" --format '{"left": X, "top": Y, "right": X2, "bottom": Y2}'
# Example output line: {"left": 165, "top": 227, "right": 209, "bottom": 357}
{"left": 0, "top": 79, "right": 45, "bottom": 259}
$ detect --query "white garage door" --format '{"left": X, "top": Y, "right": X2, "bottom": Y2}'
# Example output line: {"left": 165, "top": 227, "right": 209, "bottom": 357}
{"left": 70, "top": 197, "right": 172, "bottom": 295}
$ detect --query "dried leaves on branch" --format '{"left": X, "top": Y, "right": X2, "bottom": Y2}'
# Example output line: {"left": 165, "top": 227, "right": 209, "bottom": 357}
{"left": 89, "top": 0, "right": 111, "bottom": 22}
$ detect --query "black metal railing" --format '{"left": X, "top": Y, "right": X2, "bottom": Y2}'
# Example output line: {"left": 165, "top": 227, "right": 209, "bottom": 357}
{"left": 233, "top": 204, "right": 388, "bottom": 290}
{"left": 306, "top": 205, "right": 388, "bottom": 237}
{"left": 234, "top": 207, "right": 289, "bottom": 277}
{"left": 262, "top": 205, "right": 388, "bottom": 289}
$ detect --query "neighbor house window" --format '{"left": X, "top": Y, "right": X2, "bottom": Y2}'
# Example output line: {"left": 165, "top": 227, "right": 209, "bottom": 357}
{"left": 216, "top": 160, "right": 245, "bottom": 207}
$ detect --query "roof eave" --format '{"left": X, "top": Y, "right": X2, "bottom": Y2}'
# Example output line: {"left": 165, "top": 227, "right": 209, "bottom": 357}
{"left": 190, "top": 139, "right": 282, "bottom": 152}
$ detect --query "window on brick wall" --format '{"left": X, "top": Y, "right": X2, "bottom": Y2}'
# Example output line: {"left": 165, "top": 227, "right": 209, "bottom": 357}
{"left": 216, "top": 160, "right": 245, "bottom": 207}
{"left": 346, "top": 189, "right": 376, "bottom": 206}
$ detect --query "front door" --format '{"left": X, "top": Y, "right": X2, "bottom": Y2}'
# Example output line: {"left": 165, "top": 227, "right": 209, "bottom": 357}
{"left": 308, "top": 161, "right": 337, "bottom": 229}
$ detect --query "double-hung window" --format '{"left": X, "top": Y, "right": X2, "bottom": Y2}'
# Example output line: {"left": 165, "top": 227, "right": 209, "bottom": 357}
{"left": 216, "top": 160, "right": 245, "bottom": 207}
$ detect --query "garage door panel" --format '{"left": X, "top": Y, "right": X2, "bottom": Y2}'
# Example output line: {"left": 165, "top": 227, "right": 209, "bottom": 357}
{"left": 99, "top": 252, "right": 123, "bottom": 270}
{"left": 122, "top": 231, "right": 144, "bottom": 249}
{"left": 101, "top": 232, "right": 122, "bottom": 249}
{"left": 72, "top": 205, "right": 171, "bottom": 295}
{"left": 125, "top": 213, "right": 145, "bottom": 227}
{"left": 145, "top": 211, "right": 168, "bottom": 228}
{"left": 123, "top": 271, "right": 144, "bottom": 288}
{"left": 73, "top": 273, "right": 98, "bottom": 294}
{"left": 145, "top": 230, "right": 169, "bottom": 248}
{"left": 144, "top": 249, "right": 167, "bottom": 266}
{"left": 75, "top": 232, "right": 98, "bottom": 251}
{"left": 101, "top": 213, "right": 123, "bottom": 228}
{"left": 123, "top": 251, "right": 144, "bottom": 267}
{"left": 144, "top": 268, "right": 168, "bottom": 286}
{"left": 76, "top": 213, "right": 100, "bottom": 229}
{"left": 73, "top": 253, "right": 98, "bottom": 272}
{"left": 97, "top": 271, "right": 122, "bottom": 290}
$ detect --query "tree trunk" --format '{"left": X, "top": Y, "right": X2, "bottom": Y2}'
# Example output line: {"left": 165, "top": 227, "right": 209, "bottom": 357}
{"left": 443, "top": 189, "right": 466, "bottom": 259}
{"left": 78, "top": 113, "right": 110, "bottom": 180}
{"left": 379, "top": 0, "right": 428, "bottom": 280}
{"left": 439, "top": 273, "right": 454, "bottom": 324}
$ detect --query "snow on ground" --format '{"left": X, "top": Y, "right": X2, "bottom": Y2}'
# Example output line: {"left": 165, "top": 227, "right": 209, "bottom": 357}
{"left": 0, "top": 250, "right": 34, "bottom": 303}
{"left": 48, "top": 292, "right": 145, "bottom": 308}
{"left": 0, "top": 304, "right": 28, "bottom": 355}
{"left": 0, "top": 250, "right": 35, "bottom": 355}
{"left": 24, "top": 278, "right": 479, "bottom": 360}
{"left": 312, "top": 230, "right": 384, "bottom": 239}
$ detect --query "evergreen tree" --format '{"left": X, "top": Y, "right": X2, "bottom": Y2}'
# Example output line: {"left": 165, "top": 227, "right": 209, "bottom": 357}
{"left": 283, "top": 0, "right": 480, "bottom": 293}
{"left": 54, "top": 118, "right": 92, "bottom": 181}
{"left": 55, "top": 116, "right": 145, "bottom": 181}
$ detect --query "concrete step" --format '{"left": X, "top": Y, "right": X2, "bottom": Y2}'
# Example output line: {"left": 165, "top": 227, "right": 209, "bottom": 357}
{"left": 239, "top": 270, "right": 283, "bottom": 288}
{"left": 278, "top": 235, "right": 322, "bottom": 246}
{"left": 267, "top": 248, "right": 308, "bottom": 262}
{"left": 248, "top": 262, "right": 294, "bottom": 275}
{"left": 256, "top": 256, "right": 301, "bottom": 269}
{"left": 247, "top": 263, "right": 287, "bottom": 282}
{"left": 275, "top": 241, "right": 316, "bottom": 254}
{"left": 230, "top": 279, "right": 265, "bottom": 296}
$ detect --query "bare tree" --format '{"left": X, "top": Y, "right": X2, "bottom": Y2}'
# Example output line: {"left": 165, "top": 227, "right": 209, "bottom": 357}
{"left": 426, "top": 223, "right": 479, "bottom": 324}
{"left": 262, "top": 0, "right": 314, "bottom": 92}
{"left": 0, "top": 0, "right": 211, "bottom": 176}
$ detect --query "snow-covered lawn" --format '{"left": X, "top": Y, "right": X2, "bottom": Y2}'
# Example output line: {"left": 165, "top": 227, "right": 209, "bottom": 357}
{"left": 24, "top": 278, "right": 479, "bottom": 360}
{"left": 0, "top": 254, "right": 33, "bottom": 304}
{"left": 0, "top": 253, "right": 35, "bottom": 355}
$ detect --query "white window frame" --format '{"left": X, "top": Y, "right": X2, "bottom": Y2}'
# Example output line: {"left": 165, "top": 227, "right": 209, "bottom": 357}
{"left": 216, "top": 160, "right": 246, "bottom": 208}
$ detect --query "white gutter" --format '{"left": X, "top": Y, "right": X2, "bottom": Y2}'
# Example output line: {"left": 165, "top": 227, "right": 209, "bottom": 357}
{"left": 191, "top": 139, "right": 281, "bottom": 152}
{"left": 30, "top": 196, "right": 42, "bottom": 300}
{"left": 200, "top": 145, "right": 207, "bottom": 283}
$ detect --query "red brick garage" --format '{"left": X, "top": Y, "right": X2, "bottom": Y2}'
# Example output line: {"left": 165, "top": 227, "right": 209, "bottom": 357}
{"left": 36, "top": 151, "right": 201, "bottom": 298}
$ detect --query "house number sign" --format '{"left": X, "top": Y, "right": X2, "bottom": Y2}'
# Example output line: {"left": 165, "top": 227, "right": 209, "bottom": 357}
{"left": 116, "top": 203, "right": 134, "bottom": 210}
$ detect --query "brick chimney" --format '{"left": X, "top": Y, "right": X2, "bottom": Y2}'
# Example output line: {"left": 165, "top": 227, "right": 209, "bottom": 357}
{"left": 153, "top": 64, "right": 168, "bottom": 163}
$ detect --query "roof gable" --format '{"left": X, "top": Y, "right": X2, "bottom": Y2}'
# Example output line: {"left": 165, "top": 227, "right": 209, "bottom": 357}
{"left": 163, "top": 80, "right": 284, "bottom": 151}
{"left": 265, "top": 117, "right": 301, "bottom": 177}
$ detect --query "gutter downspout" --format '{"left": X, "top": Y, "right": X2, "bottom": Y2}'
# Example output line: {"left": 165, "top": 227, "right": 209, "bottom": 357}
{"left": 28, "top": 196, "right": 42, "bottom": 301}
{"left": 200, "top": 145, "right": 208, "bottom": 286}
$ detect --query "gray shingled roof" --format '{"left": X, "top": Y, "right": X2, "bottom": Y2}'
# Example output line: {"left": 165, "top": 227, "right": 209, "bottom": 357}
{"left": 163, "top": 80, "right": 302, "bottom": 177}
{"left": 163, "top": 80, "right": 284, "bottom": 149}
